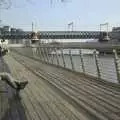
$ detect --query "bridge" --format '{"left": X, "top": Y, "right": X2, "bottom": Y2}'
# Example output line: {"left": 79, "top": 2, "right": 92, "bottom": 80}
{"left": 37, "top": 31, "right": 106, "bottom": 39}
{"left": 0, "top": 31, "right": 108, "bottom": 40}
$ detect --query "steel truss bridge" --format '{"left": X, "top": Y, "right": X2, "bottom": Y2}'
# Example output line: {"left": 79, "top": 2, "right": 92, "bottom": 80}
{"left": 0, "top": 31, "right": 108, "bottom": 40}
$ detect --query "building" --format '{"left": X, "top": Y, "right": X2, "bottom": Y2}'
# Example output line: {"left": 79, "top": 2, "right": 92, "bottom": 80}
{"left": 3, "top": 26, "right": 11, "bottom": 32}
{"left": 112, "top": 27, "right": 120, "bottom": 32}
{"left": 0, "top": 26, "right": 11, "bottom": 36}
{"left": 110, "top": 27, "right": 120, "bottom": 41}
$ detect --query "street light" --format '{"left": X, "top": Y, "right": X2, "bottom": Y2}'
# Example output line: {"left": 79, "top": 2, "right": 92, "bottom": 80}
{"left": 68, "top": 22, "right": 74, "bottom": 31}
{"left": 100, "top": 22, "right": 108, "bottom": 32}
{"left": 100, "top": 22, "right": 110, "bottom": 41}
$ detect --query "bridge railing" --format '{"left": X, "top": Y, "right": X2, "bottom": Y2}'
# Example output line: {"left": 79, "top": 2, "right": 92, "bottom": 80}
{"left": 10, "top": 43, "right": 120, "bottom": 84}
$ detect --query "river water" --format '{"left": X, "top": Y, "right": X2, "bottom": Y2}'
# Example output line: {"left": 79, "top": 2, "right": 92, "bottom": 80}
{"left": 49, "top": 53, "right": 118, "bottom": 83}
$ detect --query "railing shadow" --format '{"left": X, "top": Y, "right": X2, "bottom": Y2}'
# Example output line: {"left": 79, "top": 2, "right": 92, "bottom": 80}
{"left": 1, "top": 88, "right": 27, "bottom": 120}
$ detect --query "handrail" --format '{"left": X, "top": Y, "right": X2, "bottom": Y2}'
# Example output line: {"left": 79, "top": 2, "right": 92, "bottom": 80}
{"left": 7, "top": 42, "right": 120, "bottom": 49}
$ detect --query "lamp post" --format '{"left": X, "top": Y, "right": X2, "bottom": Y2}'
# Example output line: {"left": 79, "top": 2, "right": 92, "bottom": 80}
{"left": 68, "top": 22, "right": 74, "bottom": 31}
{"left": 100, "top": 22, "right": 109, "bottom": 32}
{"left": 100, "top": 22, "right": 110, "bottom": 41}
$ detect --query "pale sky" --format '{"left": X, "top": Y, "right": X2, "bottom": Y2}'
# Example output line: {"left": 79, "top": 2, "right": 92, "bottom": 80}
{"left": 1, "top": 0, "right": 120, "bottom": 31}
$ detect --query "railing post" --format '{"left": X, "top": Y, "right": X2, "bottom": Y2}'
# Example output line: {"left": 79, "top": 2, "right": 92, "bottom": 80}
{"left": 69, "top": 49, "right": 75, "bottom": 71}
{"left": 38, "top": 45, "right": 41, "bottom": 58}
{"left": 51, "top": 47, "right": 54, "bottom": 64}
{"left": 45, "top": 47, "right": 49, "bottom": 63}
{"left": 32, "top": 47, "right": 37, "bottom": 58}
{"left": 43, "top": 47, "right": 48, "bottom": 63}
{"left": 35, "top": 47, "right": 37, "bottom": 55}
{"left": 55, "top": 48, "right": 59, "bottom": 66}
{"left": 40, "top": 47, "right": 44, "bottom": 61}
{"left": 38, "top": 46, "right": 42, "bottom": 61}
{"left": 38, "top": 40, "right": 43, "bottom": 61}
{"left": 52, "top": 52, "right": 54, "bottom": 64}
{"left": 37, "top": 47, "right": 40, "bottom": 57}
{"left": 61, "top": 48, "right": 66, "bottom": 68}
{"left": 79, "top": 49, "right": 85, "bottom": 73}
{"left": 94, "top": 50, "right": 101, "bottom": 79}
{"left": 31, "top": 47, "right": 35, "bottom": 58}
{"left": 35, "top": 47, "right": 38, "bottom": 57}
{"left": 41, "top": 47, "right": 46, "bottom": 62}
{"left": 113, "top": 49, "right": 120, "bottom": 83}
{"left": 49, "top": 47, "right": 54, "bottom": 64}
{"left": 47, "top": 47, "right": 50, "bottom": 63}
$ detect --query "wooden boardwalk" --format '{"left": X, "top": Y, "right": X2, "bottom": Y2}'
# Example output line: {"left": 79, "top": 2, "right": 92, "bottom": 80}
{"left": 0, "top": 52, "right": 120, "bottom": 120}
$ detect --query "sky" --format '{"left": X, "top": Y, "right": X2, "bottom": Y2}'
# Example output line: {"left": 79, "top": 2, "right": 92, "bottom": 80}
{"left": 1, "top": 0, "right": 120, "bottom": 31}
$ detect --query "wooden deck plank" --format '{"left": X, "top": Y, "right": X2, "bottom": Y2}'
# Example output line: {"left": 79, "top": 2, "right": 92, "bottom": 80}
{"left": 4, "top": 54, "right": 88, "bottom": 120}
{"left": 2, "top": 52, "right": 120, "bottom": 120}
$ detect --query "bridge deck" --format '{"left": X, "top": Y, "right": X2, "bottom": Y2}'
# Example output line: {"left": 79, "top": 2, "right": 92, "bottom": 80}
{"left": 0, "top": 52, "right": 120, "bottom": 120}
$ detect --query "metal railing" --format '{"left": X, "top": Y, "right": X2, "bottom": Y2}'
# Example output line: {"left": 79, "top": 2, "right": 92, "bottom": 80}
{"left": 11, "top": 42, "right": 120, "bottom": 84}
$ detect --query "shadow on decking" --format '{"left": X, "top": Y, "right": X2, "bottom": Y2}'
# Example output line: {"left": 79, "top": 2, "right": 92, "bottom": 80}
{"left": 0, "top": 57, "right": 27, "bottom": 120}
{"left": 1, "top": 89, "right": 27, "bottom": 120}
